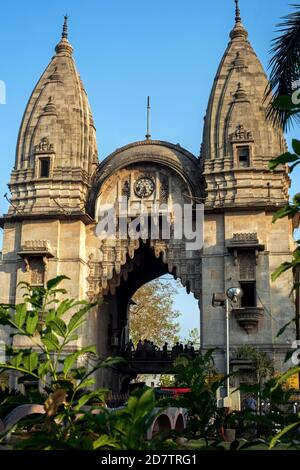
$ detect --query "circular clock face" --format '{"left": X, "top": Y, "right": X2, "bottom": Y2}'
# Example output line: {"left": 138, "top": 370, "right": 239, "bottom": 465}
{"left": 134, "top": 177, "right": 155, "bottom": 198}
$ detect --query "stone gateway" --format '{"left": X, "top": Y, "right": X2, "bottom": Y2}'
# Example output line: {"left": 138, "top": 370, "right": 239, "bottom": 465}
{"left": 0, "top": 5, "right": 296, "bottom": 391}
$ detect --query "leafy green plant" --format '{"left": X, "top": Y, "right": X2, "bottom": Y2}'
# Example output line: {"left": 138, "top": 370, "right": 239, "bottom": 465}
{"left": 0, "top": 276, "right": 124, "bottom": 449}
{"left": 91, "top": 387, "right": 161, "bottom": 450}
{"left": 160, "top": 350, "right": 225, "bottom": 440}
{"left": 266, "top": 5, "right": 300, "bottom": 130}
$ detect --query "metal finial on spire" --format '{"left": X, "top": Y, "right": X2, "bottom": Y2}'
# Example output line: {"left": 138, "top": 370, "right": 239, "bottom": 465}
{"left": 55, "top": 14, "right": 73, "bottom": 55}
{"left": 145, "top": 96, "right": 151, "bottom": 140}
{"left": 62, "top": 14, "right": 68, "bottom": 39}
{"left": 235, "top": 0, "right": 241, "bottom": 23}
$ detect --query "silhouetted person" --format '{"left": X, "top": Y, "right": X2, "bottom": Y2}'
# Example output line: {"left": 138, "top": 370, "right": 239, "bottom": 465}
{"left": 143, "top": 339, "right": 152, "bottom": 358}
{"left": 136, "top": 339, "right": 143, "bottom": 358}
{"left": 163, "top": 342, "right": 168, "bottom": 358}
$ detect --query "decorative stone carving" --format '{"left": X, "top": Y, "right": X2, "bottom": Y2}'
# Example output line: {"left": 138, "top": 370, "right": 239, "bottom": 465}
{"left": 227, "top": 233, "right": 264, "bottom": 265}
{"left": 160, "top": 177, "right": 169, "bottom": 203}
{"left": 29, "top": 258, "right": 45, "bottom": 286}
{"left": 42, "top": 96, "right": 57, "bottom": 115}
{"left": 21, "top": 240, "right": 52, "bottom": 252}
{"left": 232, "top": 51, "right": 247, "bottom": 69}
{"left": 230, "top": 124, "right": 253, "bottom": 142}
{"left": 239, "top": 251, "right": 256, "bottom": 280}
{"left": 232, "top": 232, "right": 258, "bottom": 243}
{"left": 17, "top": 240, "right": 54, "bottom": 275}
{"left": 87, "top": 236, "right": 201, "bottom": 300}
{"left": 48, "top": 67, "right": 61, "bottom": 81}
{"left": 121, "top": 180, "right": 130, "bottom": 198}
{"left": 232, "top": 307, "right": 264, "bottom": 333}
{"left": 34, "top": 136, "right": 54, "bottom": 154}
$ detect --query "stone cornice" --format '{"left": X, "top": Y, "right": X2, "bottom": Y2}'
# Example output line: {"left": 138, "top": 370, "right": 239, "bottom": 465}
{"left": 99, "top": 140, "right": 198, "bottom": 164}
{"left": 204, "top": 203, "right": 288, "bottom": 214}
{"left": 0, "top": 212, "right": 95, "bottom": 229}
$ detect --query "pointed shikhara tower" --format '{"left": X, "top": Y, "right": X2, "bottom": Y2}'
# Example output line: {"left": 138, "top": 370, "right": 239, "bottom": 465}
{"left": 0, "top": 19, "right": 98, "bottom": 377}
{"left": 10, "top": 17, "right": 98, "bottom": 215}
{"left": 201, "top": 2, "right": 296, "bottom": 375}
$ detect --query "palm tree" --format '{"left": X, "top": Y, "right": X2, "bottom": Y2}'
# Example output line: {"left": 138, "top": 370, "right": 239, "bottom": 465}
{"left": 266, "top": 4, "right": 300, "bottom": 131}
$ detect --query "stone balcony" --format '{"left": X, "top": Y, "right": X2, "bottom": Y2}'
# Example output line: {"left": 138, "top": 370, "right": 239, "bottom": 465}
{"left": 232, "top": 306, "right": 264, "bottom": 333}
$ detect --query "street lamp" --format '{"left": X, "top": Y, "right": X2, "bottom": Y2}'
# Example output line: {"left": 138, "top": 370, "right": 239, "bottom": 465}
{"left": 212, "top": 287, "right": 243, "bottom": 404}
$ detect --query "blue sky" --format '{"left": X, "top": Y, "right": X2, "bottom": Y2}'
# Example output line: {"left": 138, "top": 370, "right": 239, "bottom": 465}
{"left": 0, "top": 0, "right": 298, "bottom": 338}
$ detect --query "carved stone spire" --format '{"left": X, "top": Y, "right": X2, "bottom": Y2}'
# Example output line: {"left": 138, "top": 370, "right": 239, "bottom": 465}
{"left": 201, "top": 0, "right": 288, "bottom": 207}
{"left": 55, "top": 15, "right": 73, "bottom": 56}
{"left": 230, "top": 0, "right": 248, "bottom": 41}
{"left": 10, "top": 16, "right": 98, "bottom": 215}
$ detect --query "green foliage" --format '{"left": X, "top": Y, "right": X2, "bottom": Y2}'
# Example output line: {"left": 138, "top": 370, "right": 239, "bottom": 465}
{"left": 266, "top": 5, "right": 300, "bottom": 130}
{"left": 14, "top": 387, "right": 160, "bottom": 450}
{"left": 235, "top": 374, "right": 300, "bottom": 447}
{"left": 0, "top": 276, "right": 127, "bottom": 449}
{"left": 92, "top": 388, "right": 159, "bottom": 450}
{"left": 160, "top": 351, "right": 225, "bottom": 439}
{"left": 235, "top": 346, "right": 274, "bottom": 383}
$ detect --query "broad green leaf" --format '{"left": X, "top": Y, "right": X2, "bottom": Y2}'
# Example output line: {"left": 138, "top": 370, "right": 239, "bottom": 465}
{"left": 25, "top": 311, "right": 39, "bottom": 335}
{"left": 276, "top": 319, "right": 294, "bottom": 337}
{"left": 23, "top": 351, "right": 38, "bottom": 372}
{"left": 272, "top": 206, "right": 296, "bottom": 223}
{"left": 76, "top": 377, "right": 95, "bottom": 391}
{"left": 42, "top": 332, "right": 60, "bottom": 351}
{"left": 0, "top": 363, "right": 39, "bottom": 379}
{"left": 292, "top": 139, "right": 300, "bottom": 156}
{"left": 68, "top": 305, "right": 95, "bottom": 334}
{"left": 11, "top": 351, "right": 23, "bottom": 368}
{"left": 269, "top": 422, "right": 299, "bottom": 449}
{"left": 0, "top": 309, "right": 13, "bottom": 326}
{"left": 293, "top": 193, "right": 300, "bottom": 206}
{"left": 75, "top": 393, "right": 95, "bottom": 410}
{"left": 273, "top": 95, "right": 295, "bottom": 110}
{"left": 38, "top": 360, "right": 51, "bottom": 378}
{"left": 23, "top": 287, "right": 46, "bottom": 309}
{"left": 93, "top": 435, "right": 118, "bottom": 450}
{"left": 289, "top": 160, "right": 300, "bottom": 172}
{"left": 56, "top": 299, "right": 74, "bottom": 318}
{"left": 49, "top": 288, "right": 68, "bottom": 296}
{"left": 14, "top": 303, "right": 27, "bottom": 329}
{"left": 45, "top": 309, "right": 56, "bottom": 325}
{"left": 285, "top": 349, "right": 296, "bottom": 363}
{"left": 63, "top": 333, "right": 78, "bottom": 346}
{"left": 49, "top": 318, "right": 67, "bottom": 338}
{"left": 127, "top": 396, "right": 138, "bottom": 414}
{"left": 271, "top": 366, "right": 300, "bottom": 391}
{"left": 63, "top": 345, "right": 97, "bottom": 377}
{"left": 46, "top": 275, "right": 70, "bottom": 291}
{"left": 272, "top": 260, "right": 298, "bottom": 281}
{"left": 269, "top": 152, "right": 299, "bottom": 171}
{"left": 138, "top": 389, "right": 155, "bottom": 410}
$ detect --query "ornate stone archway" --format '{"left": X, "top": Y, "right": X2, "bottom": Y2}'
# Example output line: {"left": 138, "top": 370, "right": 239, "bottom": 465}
{"left": 86, "top": 140, "right": 204, "bottom": 302}
{"left": 85, "top": 141, "right": 204, "bottom": 389}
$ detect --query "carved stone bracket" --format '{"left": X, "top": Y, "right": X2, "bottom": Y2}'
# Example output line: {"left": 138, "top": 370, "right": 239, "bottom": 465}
{"left": 232, "top": 307, "right": 264, "bottom": 334}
